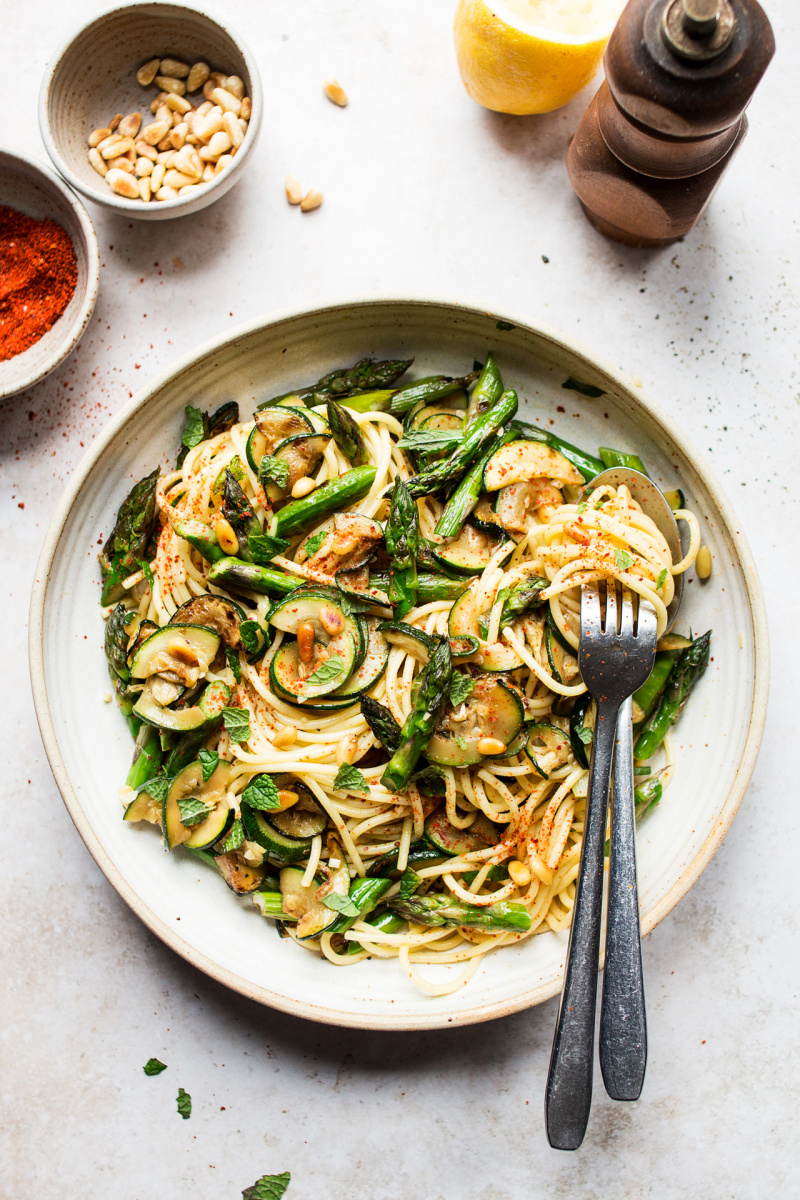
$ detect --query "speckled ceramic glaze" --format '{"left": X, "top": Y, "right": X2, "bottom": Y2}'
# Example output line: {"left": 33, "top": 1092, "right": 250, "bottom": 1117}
{"left": 29, "top": 298, "right": 769, "bottom": 1030}
{"left": 38, "top": 1, "right": 262, "bottom": 220}
{"left": 0, "top": 147, "right": 99, "bottom": 400}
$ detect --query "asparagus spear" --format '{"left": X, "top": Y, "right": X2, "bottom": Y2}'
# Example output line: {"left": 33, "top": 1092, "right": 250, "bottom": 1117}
{"left": 338, "top": 389, "right": 395, "bottom": 414}
{"left": 407, "top": 389, "right": 519, "bottom": 499}
{"left": 385, "top": 478, "right": 419, "bottom": 620}
{"left": 221, "top": 470, "right": 261, "bottom": 561}
{"left": 381, "top": 636, "right": 452, "bottom": 792}
{"left": 207, "top": 558, "right": 302, "bottom": 596}
{"left": 273, "top": 465, "right": 376, "bottom": 538}
{"left": 175, "top": 519, "right": 226, "bottom": 564}
{"left": 464, "top": 352, "right": 503, "bottom": 426}
{"left": 346, "top": 909, "right": 406, "bottom": 953}
{"left": 496, "top": 575, "right": 550, "bottom": 626}
{"left": 388, "top": 893, "right": 531, "bottom": 932}
{"left": 99, "top": 468, "right": 160, "bottom": 605}
{"left": 434, "top": 427, "right": 518, "bottom": 539}
{"left": 599, "top": 446, "right": 649, "bottom": 476}
{"left": 634, "top": 776, "right": 663, "bottom": 821}
{"left": 510, "top": 420, "right": 604, "bottom": 483}
{"left": 633, "top": 651, "right": 676, "bottom": 721}
{"left": 126, "top": 724, "right": 163, "bottom": 791}
{"left": 328, "top": 877, "right": 393, "bottom": 933}
{"left": 389, "top": 371, "right": 480, "bottom": 416}
{"left": 257, "top": 358, "right": 413, "bottom": 410}
{"left": 634, "top": 631, "right": 712, "bottom": 760}
{"left": 326, "top": 399, "right": 367, "bottom": 465}
{"left": 105, "top": 603, "right": 133, "bottom": 681}
{"left": 361, "top": 696, "right": 403, "bottom": 753}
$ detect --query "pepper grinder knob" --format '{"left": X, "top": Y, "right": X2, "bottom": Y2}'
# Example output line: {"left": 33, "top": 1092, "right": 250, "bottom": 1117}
{"left": 662, "top": 0, "right": 736, "bottom": 60}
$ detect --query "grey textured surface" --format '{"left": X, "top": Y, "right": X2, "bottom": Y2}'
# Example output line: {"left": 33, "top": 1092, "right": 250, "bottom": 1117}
{"left": 2, "top": 0, "right": 799, "bottom": 1196}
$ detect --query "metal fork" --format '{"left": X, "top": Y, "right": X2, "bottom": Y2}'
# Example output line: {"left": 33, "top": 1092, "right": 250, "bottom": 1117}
{"left": 545, "top": 583, "right": 657, "bottom": 1151}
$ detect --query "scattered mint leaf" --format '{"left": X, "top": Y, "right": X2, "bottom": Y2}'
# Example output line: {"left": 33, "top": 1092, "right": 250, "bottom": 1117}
{"left": 562, "top": 377, "right": 605, "bottom": 398}
{"left": 222, "top": 707, "right": 251, "bottom": 744}
{"left": 242, "top": 773, "right": 281, "bottom": 812}
{"left": 143, "top": 1058, "right": 167, "bottom": 1076}
{"left": 198, "top": 749, "right": 219, "bottom": 782}
{"left": 226, "top": 645, "right": 242, "bottom": 682}
{"left": 576, "top": 501, "right": 588, "bottom": 515}
{"left": 477, "top": 614, "right": 490, "bottom": 640}
{"left": 259, "top": 455, "right": 290, "bottom": 490}
{"left": 615, "top": 549, "right": 635, "bottom": 571}
{"left": 220, "top": 818, "right": 245, "bottom": 852}
{"left": 656, "top": 568, "right": 667, "bottom": 590}
{"left": 303, "top": 531, "right": 328, "bottom": 558}
{"left": 397, "top": 429, "right": 464, "bottom": 454}
{"left": 181, "top": 405, "right": 206, "bottom": 450}
{"left": 212, "top": 455, "right": 246, "bottom": 495}
{"left": 333, "top": 764, "right": 369, "bottom": 795}
{"left": 176, "top": 1088, "right": 192, "bottom": 1119}
{"left": 321, "top": 892, "right": 359, "bottom": 916}
{"left": 136, "top": 773, "right": 170, "bottom": 803}
{"left": 239, "top": 620, "right": 264, "bottom": 655}
{"left": 250, "top": 531, "right": 290, "bottom": 565}
{"left": 242, "top": 1172, "right": 291, "bottom": 1200}
{"left": 449, "top": 673, "right": 474, "bottom": 707}
{"left": 305, "top": 655, "right": 345, "bottom": 689}
{"left": 576, "top": 726, "right": 593, "bottom": 745}
{"left": 454, "top": 735, "right": 469, "bottom": 751}
{"left": 400, "top": 867, "right": 422, "bottom": 899}
{"left": 178, "top": 796, "right": 213, "bottom": 827}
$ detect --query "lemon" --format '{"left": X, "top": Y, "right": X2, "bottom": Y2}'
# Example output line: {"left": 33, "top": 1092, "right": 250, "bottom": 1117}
{"left": 454, "top": 0, "right": 623, "bottom": 116}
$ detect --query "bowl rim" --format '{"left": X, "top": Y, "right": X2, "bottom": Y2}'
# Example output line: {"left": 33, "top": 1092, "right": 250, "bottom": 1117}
{"left": 0, "top": 144, "right": 100, "bottom": 399}
{"left": 37, "top": 0, "right": 263, "bottom": 216}
{"left": 28, "top": 295, "right": 770, "bottom": 1030}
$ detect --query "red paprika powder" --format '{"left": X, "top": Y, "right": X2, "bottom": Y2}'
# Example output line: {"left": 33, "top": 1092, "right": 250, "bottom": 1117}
{"left": 0, "top": 205, "right": 78, "bottom": 362}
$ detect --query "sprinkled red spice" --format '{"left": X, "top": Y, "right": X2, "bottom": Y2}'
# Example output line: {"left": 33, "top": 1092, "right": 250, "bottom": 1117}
{"left": 0, "top": 205, "right": 78, "bottom": 361}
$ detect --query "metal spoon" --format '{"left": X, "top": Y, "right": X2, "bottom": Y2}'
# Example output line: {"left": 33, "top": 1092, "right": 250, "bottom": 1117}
{"left": 581, "top": 468, "right": 684, "bottom": 1103}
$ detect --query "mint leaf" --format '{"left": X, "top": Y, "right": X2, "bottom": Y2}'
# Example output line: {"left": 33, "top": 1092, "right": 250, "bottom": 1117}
{"left": 321, "top": 892, "right": 359, "bottom": 916}
{"left": 239, "top": 620, "right": 264, "bottom": 655}
{"left": 400, "top": 867, "right": 422, "bottom": 899}
{"left": 477, "top": 614, "right": 489, "bottom": 640}
{"left": 176, "top": 1088, "right": 192, "bottom": 1119}
{"left": 243, "top": 1172, "right": 291, "bottom": 1200}
{"left": 242, "top": 773, "right": 281, "bottom": 811}
{"left": 333, "top": 764, "right": 369, "bottom": 795}
{"left": 303, "top": 530, "right": 328, "bottom": 558}
{"left": 576, "top": 726, "right": 593, "bottom": 745}
{"left": 449, "top": 673, "right": 474, "bottom": 707}
{"left": 305, "top": 655, "right": 345, "bottom": 689}
{"left": 397, "top": 429, "right": 464, "bottom": 453}
{"left": 656, "top": 568, "right": 667, "bottom": 590}
{"left": 259, "top": 456, "right": 290, "bottom": 490}
{"left": 136, "top": 773, "right": 170, "bottom": 803}
{"left": 143, "top": 1058, "right": 167, "bottom": 1076}
{"left": 615, "top": 549, "right": 635, "bottom": 571}
{"left": 222, "top": 707, "right": 251, "bottom": 744}
{"left": 212, "top": 454, "right": 245, "bottom": 496}
{"left": 249, "top": 531, "right": 290, "bottom": 565}
{"left": 226, "top": 645, "right": 242, "bottom": 682}
{"left": 178, "top": 796, "right": 213, "bottom": 827}
{"left": 576, "top": 501, "right": 588, "bottom": 515}
{"left": 198, "top": 749, "right": 219, "bottom": 782}
{"left": 181, "top": 405, "right": 206, "bottom": 450}
{"left": 220, "top": 818, "right": 245, "bottom": 852}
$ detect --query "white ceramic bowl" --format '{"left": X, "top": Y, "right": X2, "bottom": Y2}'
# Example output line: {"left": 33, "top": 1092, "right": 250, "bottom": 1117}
{"left": 0, "top": 147, "right": 99, "bottom": 400}
{"left": 29, "top": 298, "right": 768, "bottom": 1030}
{"left": 38, "top": 1, "right": 262, "bottom": 220}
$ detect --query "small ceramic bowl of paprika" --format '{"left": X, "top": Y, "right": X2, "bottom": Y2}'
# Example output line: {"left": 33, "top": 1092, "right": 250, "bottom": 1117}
{"left": 0, "top": 146, "right": 99, "bottom": 400}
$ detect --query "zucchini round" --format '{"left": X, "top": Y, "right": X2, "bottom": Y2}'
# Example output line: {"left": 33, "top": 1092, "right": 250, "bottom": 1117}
{"left": 163, "top": 761, "right": 233, "bottom": 850}
{"left": 279, "top": 861, "right": 350, "bottom": 940}
{"left": 432, "top": 524, "right": 498, "bottom": 576}
{"left": 214, "top": 851, "right": 271, "bottom": 894}
{"left": 169, "top": 595, "right": 246, "bottom": 649}
{"left": 130, "top": 624, "right": 221, "bottom": 681}
{"left": 471, "top": 495, "right": 502, "bottom": 534}
{"left": 483, "top": 440, "right": 584, "bottom": 491}
{"left": 271, "top": 433, "right": 330, "bottom": 495}
{"left": 378, "top": 621, "right": 433, "bottom": 662}
{"left": 246, "top": 406, "right": 315, "bottom": 472}
{"left": 524, "top": 723, "right": 571, "bottom": 779}
{"left": 133, "top": 680, "right": 209, "bottom": 732}
{"left": 124, "top": 789, "right": 162, "bottom": 825}
{"left": 424, "top": 809, "right": 498, "bottom": 856}
{"left": 425, "top": 675, "right": 525, "bottom": 767}
{"left": 448, "top": 584, "right": 523, "bottom": 673}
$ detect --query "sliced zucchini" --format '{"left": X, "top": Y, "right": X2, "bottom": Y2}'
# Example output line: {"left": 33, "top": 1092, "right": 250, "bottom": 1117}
{"left": 419, "top": 410, "right": 466, "bottom": 432}
{"left": 378, "top": 621, "right": 433, "bottom": 662}
{"left": 214, "top": 851, "right": 270, "bottom": 894}
{"left": 406, "top": 393, "right": 468, "bottom": 430}
{"left": 270, "top": 617, "right": 388, "bottom": 706}
{"left": 129, "top": 624, "right": 221, "bottom": 681}
{"left": 169, "top": 595, "right": 245, "bottom": 649}
{"left": 268, "top": 589, "right": 349, "bottom": 638}
{"left": 336, "top": 565, "right": 391, "bottom": 607}
{"left": 425, "top": 675, "right": 525, "bottom": 767}
{"left": 447, "top": 584, "right": 523, "bottom": 673}
{"left": 449, "top": 634, "right": 481, "bottom": 661}
{"left": 663, "top": 488, "right": 686, "bottom": 513}
{"left": 163, "top": 761, "right": 233, "bottom": 850}
{"left": 656, "top": 632, "right": 693, "bottom": 652}
{"left": 524, "top": 723, "right": 571, "bottom": 779}
{"left": 279, "top": 861, "right": 350, "bottom": 940}
{"left": 271, "top": 433, "right": 330, "bottom": 494}
{"left": 424, "top": 809, "right": 498, "bottom": 856}
{"left": 133, "top": 680, "right": 209, "bottom": 732}
{"left": 124, "top": 789, "right": 162, "bottom": 825}
{"left": 569, "top": 692, "right": 594, "bottom": 769}
{"left": 328, "top": 617, "right": 389, "bottom": 699}
{"left": 241, "top": 807, "right": 312, "bottom": 865}
{"left": 269, "top": 633, "right": 358, "bottom": 702}
{"left": 471, "top": 495, "right": 501, "bottom": 534}
{"left": 305, "top": 513, "right": 384, "bottom": 575}
{"left": 432, "top": 524, "right": 499, "bottom": 576}
{"left": 126, "top": 618, "right": 158, "bottom": 668}
{"left": 495, "top": 481, "right": 547, "bottom": 538}
{"left": 270, "top": 778, "right": 329, "bottom": 839}
{"left": 484, "top": 440, "right": 584, "bottom": 491}
{"left": 545, "top": 622, "right": 579, "bottom": 685}
{"left": 198, "top": 680, "right": 231, "bottom": 720}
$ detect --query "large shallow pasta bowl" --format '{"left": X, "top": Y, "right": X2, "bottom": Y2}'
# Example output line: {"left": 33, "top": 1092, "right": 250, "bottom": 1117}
{"left": 29, "top": 298, "right": 768, "bottom": 1031}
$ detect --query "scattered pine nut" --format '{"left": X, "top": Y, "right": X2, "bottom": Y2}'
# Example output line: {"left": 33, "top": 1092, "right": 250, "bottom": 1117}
{"left": 89, "top": 127, "right": 111, "bottom": 147}
{"left": 215, "top": 517, "right": 239, "bottom": 555}
{"left": 138, "top": 176, "right": 152, "bottom": 203}
{"left": 285, "top": 174, "right": 303, "bottom": 205}
{"left": 696, "top": 545, "right": 712, "bottom": 579}
{"left": 136, "top": 58, "right": 161, "bottom": 87}
{"left": 108, "top": 113, "right": 122, "bottom": 131}
{"left": 150, "top": 163, "right": 166, "bottom": 192}
{"left": 118, "top": 112, "right": 142, "bottom": 138}
{"left": 135, "top": 139, "right": 157, "bottom": 161}
{"left": 186, "top": 62, "right": 210, "bottom": 93}
{"left": 101, "top": 136, "right": 135, "bottom": 159}
{"left": 224, "top": 75, "right": 245, "bottom": 99}
{"left": 155, "top": 185, "right": 179, "bottom": 201}
{"left": 107, "top": 156, "right": 134, "bottom": 174}
{"left": 240, "top": 96, "right": 252, "bottom": 120}
{"left": 477, "top": 736, "right": 506, "bottom": 756}
{"left": 291, "top": 476, "right": 317, "bottom": 498}
{"left": 135, "top": 156, "right": 154, "bottom": 177}
{"left": 170, "top": 123, "right": 188, "bottom": 150}
{"left": 508, "top": 860, "right": 532, "bottom": 887}
{"left": 215, "top": 154, "right": 234, "bottom": 174}
{"left": 155, "top": 74, "right": 186, "bottom": 96}
{"left": 211, "top": 86, "right": 241, "bottom": 116}
{"left": 272, "top": 725, "right": 298, "bottom": 750}
{"left": 300, "top": 189, "right": 323, "bottom": 212}
{"left": 166, "top": 93, "right": 192, "bottom": 114}
{"left": 207, "top": 130, "right": 232, "bottom": 157}
{"left": 323, "top": 78, "right": 348, "bottom": 107}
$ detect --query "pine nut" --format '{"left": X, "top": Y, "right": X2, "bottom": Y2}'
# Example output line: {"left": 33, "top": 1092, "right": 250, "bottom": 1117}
{"left": 696, "top": 545, "right": 712, "bottom": 579}
{"left": 137, "top": 58, "right": 161, "bottom": 87}
{"left": 187, "top": 62, "right": 210, "bottom": 93}
{"left": 160, "top": 57, "right": 189, "bottom": 79}
{"left": 207, "top": 130, "right": 232, "bottom": 157}
{"left": 108, "top": 113, "right": 122, "bottom": 131}
{"left": 138, "top": 176, "right": 152, "bottom": 203}
{"left": 166, "top": 92, "right": 192, "bottom": 114}
{"left": 291, "top": 476, "right": 316, "bottom": 498}
{"left": 88, "top": 148, "right": 108, "bottom": 177}
{"left": 272, "top": 725, "right": 297, "bottom": 749}
{"left": 202, "top": 79, "right": 216, "bottom": 100}
{"left": 319, "top": 603, "right": 345, "bottom": 636}
{"left": 240, "top": 96, "right": 252, "bottom": 120}
{"left": 194, "top": 107, "right": 224, "bottom": 141}
{"left": 277, "top": 789, "right": 299, "bottom": 810}
{"left": 222, "top": 110, "right": 243, "bottom": 147}
{"left": 118, "top": 112, "right": 142, "bottom": 138}
{"left": 155, "top": 186, "right": 179, "bottom": 201}
{"left": 135, "top": 156, "right": 153, "bottom": 177}
{"left": 106, "top": 168, "right": 140, "bottom": 198}
{"left": 297, "top": 622, "right": 316, "bottom": 663}
{"left": 477, "top": 736, "right": 506, "bottom": 756}
{"left": 141, "top": 119, "right": 170, "bottom": 146}
{"left": 108, "top": 155, "right": 134, "bottom": 174}
{"left": 202, "top": 164, "right": 215, "bottom": 182}
{"left": 156, "top": 135, "right": 174, "bottom": 152}
{"left": 150, "top": 93, "right": 168, "bottom": 113}
{"left": 215, "top": 154, "right": 234, "bottom": 174}
{"left": 155, "top": 102, "right": 172, "bottom": 124}
{"left": 170, "top": 123, "right": 188, "bottom": 149}
{"left": 172, "top": 148, "right": 202, "bottom": 179}
{"left": 199, "top": 146, "right": 219, "bottom": 162}
{"left": 155, "top": 75, "right": 186, "bottom": 96}
{"left": 508, "top": 860, "right": 532, "bottom": 887}
{"left": 163, "top": 168, "right": 198, "bottom": 189}
{"left": 179, "top": 184, "right": 199, "bottom": 196}
{"left": 300, "top": 189, "right": 323, "bottom": 212}
{"left": 209, "top": 70, "right": 227, "bottom": 89}
{"left": 150, "top": 163, "right": 166, "bottom": 191}
{"left": 285, "top": 174, "right": 303, "bottom": 204}
{"left": 323, "top": 78, "right": 348, "bottom": 107}
{"left": 196, "top": 100, "right": 213, "bottom": 117}
{"left": 135, "top": 139, "right": 157, "bottom": 161}
{"left": 224, "top": 75, "right": 245, "bottom": 99}
{"left": 89, "top": 126, "right": 111, "bottom": 147}
{"left": 100, "top": 136, "right": 134, "bottom": 159}
{"left": 215, "top": 517, "right": 239, "bottom": 555}
{"left": 211, "top": 87, "right": 241, "bottom": 116}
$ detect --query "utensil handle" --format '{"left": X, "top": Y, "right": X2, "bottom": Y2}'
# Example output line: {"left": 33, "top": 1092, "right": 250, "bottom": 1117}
{"left": 545, "top": 700, "right": 618, "bottom": 1151}
{"left": 599, "top": 696, "right": 647, "bottom": 1100}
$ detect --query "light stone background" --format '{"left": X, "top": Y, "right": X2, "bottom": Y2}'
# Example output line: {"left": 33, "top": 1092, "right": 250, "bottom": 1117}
{"left": 2, "top": 1, "right": 799, "bottom": 1196}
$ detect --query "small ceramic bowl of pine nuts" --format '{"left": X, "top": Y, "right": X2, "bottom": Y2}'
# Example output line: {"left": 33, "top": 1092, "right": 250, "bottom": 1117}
{"left": 39, "top": 1, "right": 261, "bottom": 220}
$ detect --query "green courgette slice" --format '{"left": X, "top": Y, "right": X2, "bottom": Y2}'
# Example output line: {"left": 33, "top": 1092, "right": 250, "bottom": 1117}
{"left": 483, "top": 440, "right": 584, "bottom": 491}
{"left": 524, "top": 723, "right": 571, "bottom": 779}
{"left": 448, "top": 584, "right": 522, "bottom": 672}
{"left": 425, "top": 675, "right": 525, "bottom": 767}
{"left": 214, "top": 851, "right": 270, "bottom": 893}
{"left": 246, "top": 406, "right": 314, "bottom": 472}
{"left": 279, "top": 863, "right": 350, "bottom": 940}
{"left": 432, "top": 524, "right": 498, "bottom": 576}
{"left": 129, "top": 624, "right": 221, "bottom": 681}
{"left": 424, "top": 809, "right": 498, "bottom": 856}
{"left": 163, "top": 761, "right": 234, "bottom": 850}
{"left": 133, "top": 680, "right": 210, "bottom": 732}
{"left": 168, "top": 595, "right": 246, "bottom": 649}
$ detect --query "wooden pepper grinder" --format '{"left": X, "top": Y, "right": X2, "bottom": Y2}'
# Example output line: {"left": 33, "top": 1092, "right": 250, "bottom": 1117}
{"left": 566, "top": 0, "right": 775, "bottom": 246}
